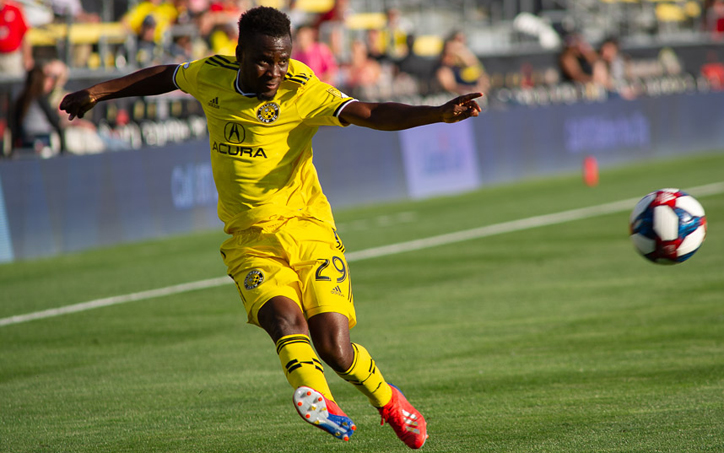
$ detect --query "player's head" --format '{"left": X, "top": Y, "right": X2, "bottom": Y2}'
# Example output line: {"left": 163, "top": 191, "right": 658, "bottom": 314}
{"left": 236, "top": 7, "right": 292, "bottom": 100}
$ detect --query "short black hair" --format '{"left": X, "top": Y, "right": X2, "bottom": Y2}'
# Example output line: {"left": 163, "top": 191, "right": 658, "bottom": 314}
{"left": 237, "top": 6, "right": 291, "bottom": 48}
{"left": 601, "top": 36, "right": 619, "bottom": 47}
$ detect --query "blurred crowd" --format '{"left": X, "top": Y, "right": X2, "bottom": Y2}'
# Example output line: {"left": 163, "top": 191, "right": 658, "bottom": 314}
{"left": 2, "top": 0, "right": 724, "bottom": 157}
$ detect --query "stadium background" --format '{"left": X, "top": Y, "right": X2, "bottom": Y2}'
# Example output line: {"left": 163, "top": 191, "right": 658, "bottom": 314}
{"left": 1, "top": 0, "right": 724, "bottom": 261}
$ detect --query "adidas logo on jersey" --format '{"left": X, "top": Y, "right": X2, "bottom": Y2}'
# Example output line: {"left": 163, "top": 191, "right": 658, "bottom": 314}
{"left": 208, "top": 97, "right": 220, "bottom": 108}
{"left": 331, "top": 285, "right": 344, "bottom": 297}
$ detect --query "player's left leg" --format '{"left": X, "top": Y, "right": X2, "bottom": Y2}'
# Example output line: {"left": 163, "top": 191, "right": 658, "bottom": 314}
{"left": 308, "top": 313, "right": 428, "bottom": 449}
{"left": 308, "top": 313, "right": 392, "bottom": 407}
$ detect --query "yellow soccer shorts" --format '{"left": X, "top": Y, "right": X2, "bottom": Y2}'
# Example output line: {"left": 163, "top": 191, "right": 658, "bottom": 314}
{"left": 220, "top": 217, "right": 357, "bottom": 329}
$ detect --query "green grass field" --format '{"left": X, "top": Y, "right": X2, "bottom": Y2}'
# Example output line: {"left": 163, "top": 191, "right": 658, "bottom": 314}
{"left": 2, "top": 152, "right": 724, "bottom": 452}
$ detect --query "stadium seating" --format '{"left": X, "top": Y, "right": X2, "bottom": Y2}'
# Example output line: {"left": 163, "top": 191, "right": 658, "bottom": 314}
{"left": 27, "top": 22, "right": 131, "bottom": 69}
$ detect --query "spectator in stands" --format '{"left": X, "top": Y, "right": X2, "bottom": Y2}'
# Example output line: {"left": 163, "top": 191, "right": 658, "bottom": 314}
{"left": 707, "top": 0, "right": 724, "bottom": 37}
{"left": 659, "top": 47, "right": 683, "bottom": 76}
{"left": 172, "top": 0, "right": 193, "bottom": 25}
{"left": 50, "top": 0, "right": 100, "bottom": 23}
{"left": 310, "top": 0, "right": 350, "bottom": 60}
{"left": 558, "top": 33, "right": 599, "bottom": 84}
{"left": 209, "top": 20, "right": 238, "bottom": 55}
{"left": 701, "top": 50, "right": 724, "bottom": 90}
{"left": 12, "top": 64, "right": 64, "bottom": 156}
{"left": 123, "top": 0, "right": 178, "bottom": 46}
{"left": 518, "top": 62, "right": 535, "bottom": 89}
{"left": 598, "top": 37, "right": 626, "bottom": 85}
{"left": 49, "top": 0, "right": 100, "bottom": 68}
{"left": 210, "top": 0, "right": 251, "bottom": 16}
{"left": 382, "top": 8, "right": 412, "bottom": 61}
{"left": 435, "top": 31, "right": 490, "bottom": 95}
{"left": 313, "top": 0, "right": 350, "bottom": 28}
{"left": 167, "top": 33, "right": 194, "bottom": 63}
{"left": 597, "top": 37, "right": 638, "bottom": 99}
{"left": 395, "top": 34, "right": 436, "bottom": 95}
{"left": 136, "top": 14, "right": 163, "bottom": 67}
{"left": 292, "top": 24, "right": 338, "bottom": 84}
{"left": 44, "top": 59, "right": 68, "bottom": 108}
{"left": 365, "top": 28, "right": 389, "bottom": 63}
{"left": 0, "top": 0, "right": 33, "bottom": 77}
{"left": 198, "top": 0, "right": 249, "bottom": 36}
{"left": 43, "top": 59, "right": 108, "bottom": 153}
{"left": 187, "top": 0, "right": 210, "bottom": 18}
{"left": 338, "top": 40, "right": 382, "bottom": 98}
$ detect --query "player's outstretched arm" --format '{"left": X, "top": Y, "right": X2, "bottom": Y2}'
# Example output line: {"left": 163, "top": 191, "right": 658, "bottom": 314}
{"left": 60, "top": 65, "right": 179, "bottom": 120}
{"left": 339, "top": 92, "right": 483, "bottom": 131}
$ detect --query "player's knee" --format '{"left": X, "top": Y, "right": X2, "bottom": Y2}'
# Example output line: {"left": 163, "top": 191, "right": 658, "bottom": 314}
{"left": 258, "top": 296, "right": 308, "bottom": 341}
{"left": 308, "top": 312, "right": 355, "bottom": 371}
{"left": 315, "top": 341, "right": 354, "bottom": 372}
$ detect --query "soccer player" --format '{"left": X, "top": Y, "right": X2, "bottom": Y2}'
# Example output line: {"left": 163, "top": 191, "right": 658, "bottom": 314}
{"left": 60, "top": 6, "right": 481, "bottom": 449}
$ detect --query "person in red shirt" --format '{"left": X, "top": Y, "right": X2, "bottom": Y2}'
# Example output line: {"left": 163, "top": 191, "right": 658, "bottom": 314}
{"left": 707, "top": 0, "right": 724, "bottom": 36}
{"left": 701, "top": 51, "right": 724, "bottom": 90}
{"left": 0, "top": 0, "right": 33, "bottom": 77}
{"left": 292, "top": 24, "right": 338, "bottom": 84}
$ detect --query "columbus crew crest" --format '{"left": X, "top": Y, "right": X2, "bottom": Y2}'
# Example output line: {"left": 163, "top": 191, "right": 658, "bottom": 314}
{"left": 257, "top": 102, "right": 280, "bottom": 123}
{"left": 244, "top": 269, "right": 265, "bottom": 290}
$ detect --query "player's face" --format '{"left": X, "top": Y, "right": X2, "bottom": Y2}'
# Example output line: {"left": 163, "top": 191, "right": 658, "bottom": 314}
{"left": 237, "top": 34, "right": 292, "bottom": 101}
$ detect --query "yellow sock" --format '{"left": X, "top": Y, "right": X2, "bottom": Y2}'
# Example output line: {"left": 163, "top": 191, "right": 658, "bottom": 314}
{"left": 336, "top": 343, "right": 393, "bottom": 408}
{"left": 276, "top": 334, "right": 335, "bottom": 402}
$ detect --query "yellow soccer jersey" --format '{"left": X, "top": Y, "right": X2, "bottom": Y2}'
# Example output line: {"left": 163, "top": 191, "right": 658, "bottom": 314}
{"left": 173, "top": 56, "right": 356, "bottom": 233}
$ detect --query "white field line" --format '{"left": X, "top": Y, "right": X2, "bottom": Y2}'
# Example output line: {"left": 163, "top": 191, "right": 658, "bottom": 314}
{"left": 0, "top": 277, "right": 231, "bottom": 327}
{"left": 2, "top": 182, "right": 723, "bottom": 328}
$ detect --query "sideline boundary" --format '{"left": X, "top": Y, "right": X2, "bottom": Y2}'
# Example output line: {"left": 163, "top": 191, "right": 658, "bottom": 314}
{"left": 2, "top": 182, "right": 723, "bottom": 327}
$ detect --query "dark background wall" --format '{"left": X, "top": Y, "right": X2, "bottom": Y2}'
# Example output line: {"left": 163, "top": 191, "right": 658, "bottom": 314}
{"left": 1, "top": 91, "right": 723, "bottom": 262}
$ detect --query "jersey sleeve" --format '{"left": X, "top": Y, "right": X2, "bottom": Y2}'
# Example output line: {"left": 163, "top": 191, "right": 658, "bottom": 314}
{"left": 297, "top": 77, "right": 357, "bottom": 127}
{"left": 173, "top": 59, "right": 204, "bottom": 99}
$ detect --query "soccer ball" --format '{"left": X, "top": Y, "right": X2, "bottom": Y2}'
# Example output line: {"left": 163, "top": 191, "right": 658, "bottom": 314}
{"left": 629, "top": 188, "right": 707, "bottom": 264}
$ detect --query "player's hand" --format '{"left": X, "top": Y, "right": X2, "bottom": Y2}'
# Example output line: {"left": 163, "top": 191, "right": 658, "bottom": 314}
{"left": 441, "top": 92, "right": 483, "bottom": 123}
{"left": 59, "top": 89, "right": 97, "bottom": 120}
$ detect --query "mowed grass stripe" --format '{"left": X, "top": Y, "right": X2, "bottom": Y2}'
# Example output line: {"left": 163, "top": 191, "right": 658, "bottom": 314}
{"left": 2, "top": 181, "right": 722, "bottom": 328}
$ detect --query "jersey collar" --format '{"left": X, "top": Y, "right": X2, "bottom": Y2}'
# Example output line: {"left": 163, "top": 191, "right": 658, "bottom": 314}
{"left": 235, "top": 70, "right": 258, "bottom": 98}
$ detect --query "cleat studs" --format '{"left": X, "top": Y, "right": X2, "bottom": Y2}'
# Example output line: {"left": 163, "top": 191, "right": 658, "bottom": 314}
{"left": 296, "top": 389, "right": 358, "bottom": 443}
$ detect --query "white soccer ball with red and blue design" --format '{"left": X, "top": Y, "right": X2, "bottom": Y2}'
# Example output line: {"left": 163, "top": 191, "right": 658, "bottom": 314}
{"left": 629, "top": 188, "right": 707, "bottom": 264}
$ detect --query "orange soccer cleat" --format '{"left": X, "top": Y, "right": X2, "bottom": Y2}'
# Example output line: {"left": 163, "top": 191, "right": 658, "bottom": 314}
{"left": 378, "top": 384, "right": 428, "bottom": 449}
